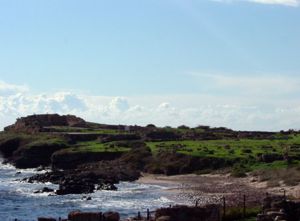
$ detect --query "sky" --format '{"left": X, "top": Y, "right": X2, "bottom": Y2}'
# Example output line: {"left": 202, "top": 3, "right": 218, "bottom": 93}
{"left": 0, "top": 0, "right": 300, "bottom": 131}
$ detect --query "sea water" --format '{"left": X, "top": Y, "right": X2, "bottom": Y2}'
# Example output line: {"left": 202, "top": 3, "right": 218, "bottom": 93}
{"left": 0, "top": 159, "right": 177, "bottom": 221}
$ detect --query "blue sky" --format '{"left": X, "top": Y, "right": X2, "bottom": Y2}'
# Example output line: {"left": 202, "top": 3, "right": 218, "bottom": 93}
{"left": 0, "top": 0, "right": 300, "bottom": 131}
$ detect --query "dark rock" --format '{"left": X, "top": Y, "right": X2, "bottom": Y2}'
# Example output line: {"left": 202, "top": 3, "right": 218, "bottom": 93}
{"left": 155, "top": 205, "right": 221, "bottom": 221}
{"left": 38, "top": 218, "right": 56, "bottom": 221}
{"left": 56, "top": 179, "right": 95, "bottom": 195}
{"left": 103, "top": 211, "right": 120, "bottom": 221}
{"left": 13, "top": 140, "right": 68, "bottom": 168}
{"left": 0, "top": 137, "right": 22, "bottom": 157}
{"left": 4, "top": 114, "right": 87, "bottom": 133}
{"left": 96, "top": 183, "right": 117, "bottom": 191}
{"left": 257, "top": 153, "right": 283, "bottom": 163}
{"left": 81, "top": 196, "right": 92, "bottom": 201}
{"left": 34, "top": 187, "right": 54, "bottom": 194}
{"left": 68, "top": 211, "right": 102, "bottom": 221}
{"left": 146, "top": 130, "right": 180, "bottom": 141}
{"left": 51, "top": 150, "right": 123, "bottom": 170}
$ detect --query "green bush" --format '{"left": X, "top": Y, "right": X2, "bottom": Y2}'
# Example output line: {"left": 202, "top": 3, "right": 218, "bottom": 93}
{"left": 231, "top": 164, "right": 248, "bottom": 177}
{"left": 223, "top": 207, "right": 260, "bottom": 221}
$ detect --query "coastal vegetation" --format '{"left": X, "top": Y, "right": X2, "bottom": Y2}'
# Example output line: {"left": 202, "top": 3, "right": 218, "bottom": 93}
{"left": 1, "top": 114, "right": 300, "bottom": 175}
{"left": 2, "top": 114, "right": 300, "bottom": 220}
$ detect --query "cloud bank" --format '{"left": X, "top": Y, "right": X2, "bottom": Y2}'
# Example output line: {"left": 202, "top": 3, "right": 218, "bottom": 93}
{"left": 0, "top": 78, "right": 299, "bottom": 131}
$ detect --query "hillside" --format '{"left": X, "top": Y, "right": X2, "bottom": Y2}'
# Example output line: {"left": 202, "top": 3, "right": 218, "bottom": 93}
{"left": 1, "top": 114, "right": 300, "bottom": 195}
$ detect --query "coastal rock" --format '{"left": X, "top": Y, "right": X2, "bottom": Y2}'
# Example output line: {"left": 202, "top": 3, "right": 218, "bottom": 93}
{"left": 155, "top": 205, "right": 220, "bottom": 221}
{"left": 103, "top": 211, "right": 120, "bottom": 221}
{"left": 51, "top": 150, "right": 123, "bottom": 170}
{"left": 96, "top": 183, "right": 117, "bottom": 191}
{"left": 38, "top": 218, "right": 56, "bottom": 221}
{"left": 68, "top": 211, "right": 102, "bottom": 221}
{"left": 26, "top": 169, "right": 121, "bottom": 195}
{"left": 56, "top": 179, "right": 95, "bottom": 195}
{"left": 4, "top": 114, "right": 87, "bottom": 133}
{"left": 156, "top": 216, "right": 171, "bottom": 221}
{"left": 13, "top": 141, "right": 67, "bottom": 168}
{"left": 34, "top": 187, "right": 55, "bottom": 194}
{"left": 0, "top": 136, "right": 22, "bottom": 157}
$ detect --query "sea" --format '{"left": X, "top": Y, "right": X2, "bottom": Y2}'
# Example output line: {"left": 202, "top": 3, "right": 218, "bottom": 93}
{"left": 0, "top": 158, "right": 180, "bottom": 221}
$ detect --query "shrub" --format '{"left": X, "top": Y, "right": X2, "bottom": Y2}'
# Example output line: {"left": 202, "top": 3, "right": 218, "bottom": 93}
{"left": 223, "top": 207, "right": 261, "bottom": 221}
{"left": 242, "top": 148, "right": 252, "bottom": 154}
{"left": 231, "top": 164, "right": 248, "bottom": 177}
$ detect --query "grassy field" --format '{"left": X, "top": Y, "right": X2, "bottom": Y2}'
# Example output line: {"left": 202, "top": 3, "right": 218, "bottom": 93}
{"left": 146, "top": 134, "right": 300, "bottom": 172}
{"left": 62, "top": 141, "right": 131, "bottom": 153}
{"left": 147, "top": 135, "right": 300, "bottom": 157}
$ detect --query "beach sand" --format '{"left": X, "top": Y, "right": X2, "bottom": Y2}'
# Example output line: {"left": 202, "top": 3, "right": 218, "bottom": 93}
{"left": 137, "top": 173, "right": 300, "bottom": 207}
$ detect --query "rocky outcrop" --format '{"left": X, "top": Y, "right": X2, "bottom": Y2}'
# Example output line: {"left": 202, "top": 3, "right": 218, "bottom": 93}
{"left": 34, "top": 187, "right": 55, "bottom": 194}
{"left": 51, "top": 150, "right": 124, "bottom": 169}
{"left": 67, "top": 211, "right": 120, "bottom": 221}
{"left": 68, "top": 211, "right": 103, "bottom": 221}
{"left": 257, "top": 195, "right": 300, "bottom": 221}
{"left": 146, "top": 151, "right": 230, "bottom": 175}
{"left": 145, "top": 130, "right": 180, "bottom": 142}
{"left": 4, "top": 114, "right": 87, "bottom": 133}
{"left": 38, "top": 218, "right": 57, "bottom": 221}
{"left": 56, "top": 178, "right": 96, "bottom": 195}
{"left": 103, "top": 212, "right": 120, "bottom": 221}
{"left": 26, "top": 160, "right": 138, "bottom": 195}
{"left": 12, "top": 140, "right": 68, "bottom": 168}
{"left": 0, "top": 136, "right": 22, "bottom": 157}
{"left": 155, "top": 205, "right": 221, "bottom": 221}
{"left": 257, "top": 153, "right": 283, "bottom": 163}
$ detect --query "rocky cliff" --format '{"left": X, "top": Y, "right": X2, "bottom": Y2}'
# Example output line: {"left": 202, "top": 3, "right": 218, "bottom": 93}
{"left": 4, "top": 114, "right": 87, "bottom": 133}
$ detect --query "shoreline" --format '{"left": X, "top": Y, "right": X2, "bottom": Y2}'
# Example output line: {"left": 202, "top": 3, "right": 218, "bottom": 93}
{"left": 136, "top": 172, "right": 300, "bottom": 207}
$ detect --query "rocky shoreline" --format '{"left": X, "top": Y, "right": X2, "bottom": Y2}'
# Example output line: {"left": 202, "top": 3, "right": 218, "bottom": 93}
{"left": 32, "top": 204, "right": 222, "bottom": 221}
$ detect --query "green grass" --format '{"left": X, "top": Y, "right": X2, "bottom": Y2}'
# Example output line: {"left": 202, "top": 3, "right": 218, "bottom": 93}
{"left": 63, "top": 141, "right": 131, "bottom": 153}
{"left": 147, "top": 135, "right": 300, "bottom": 157}
{"left": 25, "top": 137, "right": 67, "bottom": 149}
{"left": 224, "top": 207, "right": 261, "bottom": 221}
{"left": 0, "top": 132, "right": 67, "bottom": 148}
{"left": 147, "top": 135, "right": 300, "bottom": 171}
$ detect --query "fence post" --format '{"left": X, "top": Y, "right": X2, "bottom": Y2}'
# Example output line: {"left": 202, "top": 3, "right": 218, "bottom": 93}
{"left": 243, "top": 195, "right": 246, "bottom": 218}
{"left": 223, "top": 196, "right": 226, "bottom": 220}
{"left": 147, "top": 209, "right": 150, "bottom": 220}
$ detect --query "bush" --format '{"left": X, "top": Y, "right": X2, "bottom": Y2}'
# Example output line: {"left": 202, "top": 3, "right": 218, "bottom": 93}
{"left": 231, "top": 164, "right": 248, "bottom": 177}
{"left": 223, "top": 207, "right": 260, "bottom": 221}
{"left": 242, "top": 148, "right": 252, "bottom": 154}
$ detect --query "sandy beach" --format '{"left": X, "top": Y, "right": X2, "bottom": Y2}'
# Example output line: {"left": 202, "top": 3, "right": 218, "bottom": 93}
{"left": 137, "top": 173, "right": 300, "bottom": 207}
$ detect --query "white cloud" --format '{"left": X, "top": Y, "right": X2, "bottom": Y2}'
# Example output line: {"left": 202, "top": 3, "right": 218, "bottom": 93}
{"left": 0, "top": 80, "right": 300, "bottom": 131}
{"left": 0, "top": 81, "right": 29, "bottom": 96}
{"left": 212, "top": 0, "right": 300, "bottom": 7}
{"left": 108, "top": 97, "right": 129, "bottom": 112}
{"left": 188, "top": 72, "right": 300, "bottom": 98}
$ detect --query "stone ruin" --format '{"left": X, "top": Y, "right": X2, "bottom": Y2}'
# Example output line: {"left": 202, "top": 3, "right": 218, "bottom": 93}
{"left": 257, "top": 195, "right": 300, "bottom": 221}
{"left": 4, "top": 114, "right": 87, "bottom": 133}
